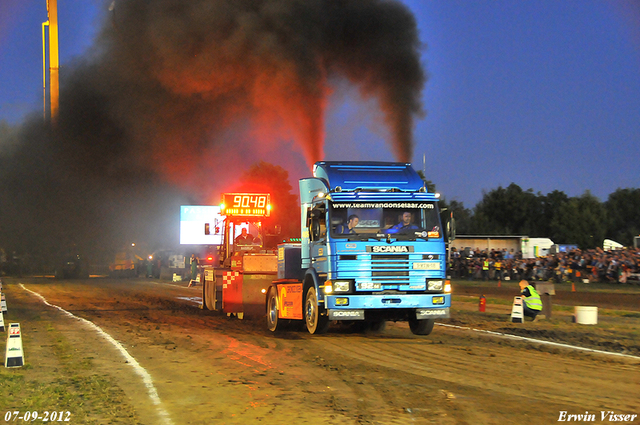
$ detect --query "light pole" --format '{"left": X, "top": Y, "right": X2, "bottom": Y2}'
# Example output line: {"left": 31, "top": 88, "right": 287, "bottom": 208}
{"left": 42, "top": 0, "right": 59, "bottom": 124}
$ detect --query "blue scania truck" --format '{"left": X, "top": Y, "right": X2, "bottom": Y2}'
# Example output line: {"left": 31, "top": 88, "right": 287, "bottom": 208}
{"left": 267, "top": 161, "right": 452, "bottom": 335}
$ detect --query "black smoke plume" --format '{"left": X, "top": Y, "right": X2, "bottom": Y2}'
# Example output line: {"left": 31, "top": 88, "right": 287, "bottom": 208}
{"left": 0, "top": 0, "right": 426, "bottom": 265}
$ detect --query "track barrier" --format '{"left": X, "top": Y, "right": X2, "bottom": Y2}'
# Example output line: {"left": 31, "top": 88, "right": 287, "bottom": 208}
{"left": 510, "top": 296, "right": 524, "bottom": 323}
{"left": 5, "top": 323, "right": 24, "bottom": 368}
{"left": 1, "top": 293, "right": 7, "bottom": 313}
{"left": 188, "top": 273, "right": 201, "bottom": 287}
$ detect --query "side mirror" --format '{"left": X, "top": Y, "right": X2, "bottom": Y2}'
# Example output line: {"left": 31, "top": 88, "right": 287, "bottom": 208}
{"left": 305, "top": 208, "right": 314, "bottom": 228}
{"left": 307, "top": 206, "right": 325, "bottom": 242}
{"left": 442, "top": 211, "right": 455, "bottom": 243}
{"left": 311, "top": 220, "right": 321, "bottom": 242}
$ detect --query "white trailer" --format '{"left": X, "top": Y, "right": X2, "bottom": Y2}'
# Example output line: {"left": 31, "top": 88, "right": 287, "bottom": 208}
{"left": 521, "top": 238, "right": 553, "bottom": 258}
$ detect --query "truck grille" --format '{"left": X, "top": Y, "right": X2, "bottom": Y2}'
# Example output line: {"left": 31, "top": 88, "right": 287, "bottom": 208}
{"left": 372, "top": 271, "right": 410, "bottom": 277}
{"left": 370, "top": 254, "right": 410, "bottom": 283}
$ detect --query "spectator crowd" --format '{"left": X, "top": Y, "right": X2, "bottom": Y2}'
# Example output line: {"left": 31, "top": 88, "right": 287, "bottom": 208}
{"left": 448, "top": 247, "right": 640, "bottom": 284}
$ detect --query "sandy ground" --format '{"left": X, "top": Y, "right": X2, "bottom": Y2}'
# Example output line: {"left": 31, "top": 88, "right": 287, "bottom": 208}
{"left": 1, "top": 276, "right": 639, "bottom": 425}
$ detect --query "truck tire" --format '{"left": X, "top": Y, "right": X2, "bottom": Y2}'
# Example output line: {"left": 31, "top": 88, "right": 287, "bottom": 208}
{"left": 203, "top": 275, "right": 216, "bottom": 310}
{"left": 409, "top": 317, "right": 435, "bottom": 335}
{"left": 305, "top": 286, "right": 329, "bottom": 334}
{"left": 266, "top": 286, "right": 287, "bottom": 332}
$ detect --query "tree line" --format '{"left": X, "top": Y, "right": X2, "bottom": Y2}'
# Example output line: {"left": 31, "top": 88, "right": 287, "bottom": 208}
{"left": 440, "top": 183, "right": 640, "bottom": 249}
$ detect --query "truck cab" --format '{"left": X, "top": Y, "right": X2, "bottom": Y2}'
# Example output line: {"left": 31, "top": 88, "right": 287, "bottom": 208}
{"left": 269, "top": 161, "right": 452, "bottom": 335}
{"left": 201, "top": 193, "right": 278, "bottom": 318}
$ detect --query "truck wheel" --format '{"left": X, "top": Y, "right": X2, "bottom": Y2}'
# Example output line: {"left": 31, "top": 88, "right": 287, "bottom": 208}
{"left": 266, "top": 287, "right": 284, "bottom": 332}
{"left": 305, "top": 286, "right": 329, "bottom": 334}
{"left": 203, "top": 276, "right": 216, "bottom": 310}
{"left": 409, "top": 317, "right": 435, "bottom": 335}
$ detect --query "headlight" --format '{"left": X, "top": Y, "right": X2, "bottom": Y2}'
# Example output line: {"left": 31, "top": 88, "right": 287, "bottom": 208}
{"left": 332, "top": 280, "right": 351, "bottom": 293}
{"left": 427, "top": 280, "right": 444, "bottom": 291}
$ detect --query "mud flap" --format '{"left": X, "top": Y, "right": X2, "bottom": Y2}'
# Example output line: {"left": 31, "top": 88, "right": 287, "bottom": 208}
{"left": 328, "top": 309, "right": 365, "bottom": 320}
{"left": 416, "top": 307, "right": 450, "bottom": 319}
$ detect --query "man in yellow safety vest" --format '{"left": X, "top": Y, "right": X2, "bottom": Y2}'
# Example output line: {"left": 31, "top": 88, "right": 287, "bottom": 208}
{"left": 482, "top": 259, "right": 490, "bottom": 281}
{"left": 519, "top": 280, "right": 543, "bottom": 320}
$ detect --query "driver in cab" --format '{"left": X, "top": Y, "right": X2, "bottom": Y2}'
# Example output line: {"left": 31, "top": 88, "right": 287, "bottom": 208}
{"left": 336, "top": 214, "right": 359, "bottom": 235}
{"left": 235, "top": 228, "right": 255, "bottom": 245}
{"left": 385, "top": 212, "right": 419, "bottom": 234}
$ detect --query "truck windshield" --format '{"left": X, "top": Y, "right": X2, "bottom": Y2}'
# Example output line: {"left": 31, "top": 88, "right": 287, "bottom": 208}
{"left": 231, "top": 221, "right": 264, "bottom": 249}
{"left": 329, "top": 201, "right": 442, "bottom": 240}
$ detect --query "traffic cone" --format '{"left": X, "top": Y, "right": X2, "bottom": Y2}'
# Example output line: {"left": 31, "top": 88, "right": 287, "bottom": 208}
{"left": 498, "top": 280, "right": 502, "bottom": 288}
{"left": 571, "top": 282, "right": 576, "bottom": 292}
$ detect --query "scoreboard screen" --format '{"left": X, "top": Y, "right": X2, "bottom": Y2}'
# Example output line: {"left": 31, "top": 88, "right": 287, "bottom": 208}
{"left": 221, "top": 193, "right": 271, "bottom": 217}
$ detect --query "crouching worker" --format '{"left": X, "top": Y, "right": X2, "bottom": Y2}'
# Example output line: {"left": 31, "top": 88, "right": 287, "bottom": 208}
{"left": 519, "top": 280, "right": 543, "bottom": 320}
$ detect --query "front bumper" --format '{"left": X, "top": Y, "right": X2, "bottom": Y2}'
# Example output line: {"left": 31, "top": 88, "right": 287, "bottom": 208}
{"left": 325, "top": 293, "right": 451, "bottom": 309}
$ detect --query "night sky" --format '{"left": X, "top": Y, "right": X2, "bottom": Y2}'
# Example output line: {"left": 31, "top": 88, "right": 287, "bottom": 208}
{"left": 1, "top": 0, "right": 639, "bottom": 209}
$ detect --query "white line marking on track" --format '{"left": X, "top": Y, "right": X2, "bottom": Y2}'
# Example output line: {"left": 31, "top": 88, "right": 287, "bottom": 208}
{"left": 175, "top": 296, "right": 202, "bottom": 305}
{"left": 19, "top": 284, "right": 174, "bottom": 425}
{"left": 436, "top": 322, "right": 640, "bottom": 360}
{"left": 149, "top": 281, "right": 186, "bottom": 288}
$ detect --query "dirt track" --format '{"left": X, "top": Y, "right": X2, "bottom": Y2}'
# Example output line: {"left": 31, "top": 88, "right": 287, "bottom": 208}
{"left": 1, "top": 277, "right": 639, "bottom": 424}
